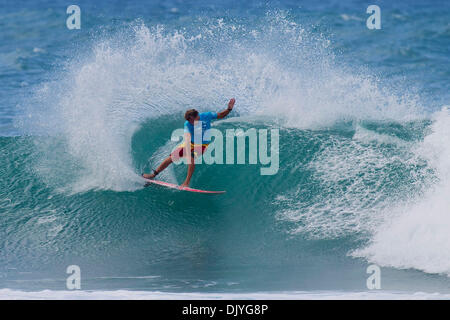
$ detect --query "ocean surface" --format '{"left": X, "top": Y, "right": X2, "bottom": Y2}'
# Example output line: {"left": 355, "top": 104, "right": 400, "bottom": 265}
{"left": 1, "top": 0, "right": 450, "bottom": 298}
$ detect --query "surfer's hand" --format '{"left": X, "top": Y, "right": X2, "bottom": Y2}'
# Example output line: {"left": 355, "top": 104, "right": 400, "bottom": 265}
{"left": 228, "top": 98, "right": 235, "bottom": 110}
{"left": 217, "top": 99, "right": 235, "bottom": 119}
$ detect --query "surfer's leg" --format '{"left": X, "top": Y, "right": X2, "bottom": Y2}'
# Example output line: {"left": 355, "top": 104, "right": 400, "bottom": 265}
{"left": 180, "top": 155, "right": 195, "bottom": 188}
{"left": 179, "top": 145, "right": 207, "bottom": 187}
{"left": 142, "top": 156, "right": 173, "bottom": 179}
{"left": 155, "top": 156, "right": 173, "bottom": 174}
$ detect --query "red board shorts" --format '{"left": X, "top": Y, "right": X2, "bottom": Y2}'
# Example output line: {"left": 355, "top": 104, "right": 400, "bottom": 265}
{"left": 171, "top": 142, "right": 208, "bottom": 160}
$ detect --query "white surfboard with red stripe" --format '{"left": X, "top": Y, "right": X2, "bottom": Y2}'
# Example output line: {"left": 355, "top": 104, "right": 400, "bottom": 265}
{"left": 143, "top": 178, "right": 226, "bottom": 194}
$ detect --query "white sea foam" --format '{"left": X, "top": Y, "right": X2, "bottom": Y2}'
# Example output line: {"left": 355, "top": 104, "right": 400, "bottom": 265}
{"left": 0, "top": 289, "right": 449, "bottom": 300}
{"left": 353, "top": 107, "right": 450, "bottom": 276}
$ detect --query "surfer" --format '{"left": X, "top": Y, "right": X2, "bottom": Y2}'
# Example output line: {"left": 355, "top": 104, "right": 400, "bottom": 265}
{"left": 142, "top": 98, "right": 236, "bottom": 188}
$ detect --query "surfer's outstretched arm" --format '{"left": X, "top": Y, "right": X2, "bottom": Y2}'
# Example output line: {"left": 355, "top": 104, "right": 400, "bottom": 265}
{"left": 217, "top": 98, "right": 235, "bottom": 119}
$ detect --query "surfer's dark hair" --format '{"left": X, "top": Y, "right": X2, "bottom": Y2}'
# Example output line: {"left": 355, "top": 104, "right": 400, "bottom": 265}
{"left": 185, "top": 109, "right": 199, "bottom": 121}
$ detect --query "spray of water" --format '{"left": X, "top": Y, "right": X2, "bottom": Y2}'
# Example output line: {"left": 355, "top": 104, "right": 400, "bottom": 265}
{"left": 17, "top": 14, "right": 422, "bottom": 192}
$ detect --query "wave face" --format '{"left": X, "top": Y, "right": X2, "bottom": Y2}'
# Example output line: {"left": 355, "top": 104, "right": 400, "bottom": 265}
{"left": 2, "top": 1, "right": 450, "bottom": 293}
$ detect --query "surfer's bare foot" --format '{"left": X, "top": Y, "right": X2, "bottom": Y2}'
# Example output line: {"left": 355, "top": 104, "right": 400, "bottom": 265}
{"left": 142, "top": 173, "right": 156, "bottom": 179}
{"left": 180, "top": 182, "right": 189, "bottom": 188}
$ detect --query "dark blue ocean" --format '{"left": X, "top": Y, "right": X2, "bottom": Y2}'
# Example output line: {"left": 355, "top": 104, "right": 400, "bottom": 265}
{"left": 1, "top": 0, "right": 450, "bottom": 298}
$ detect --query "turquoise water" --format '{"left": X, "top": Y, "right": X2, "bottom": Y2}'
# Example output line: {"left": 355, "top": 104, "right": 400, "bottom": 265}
{"left": 1, "top": 0, "right": 450, "bottom": 295}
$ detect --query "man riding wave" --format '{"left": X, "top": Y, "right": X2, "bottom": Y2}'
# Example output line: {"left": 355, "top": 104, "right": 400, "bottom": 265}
{"left": 142, "top": 98, "right": 236, "bottom": 188}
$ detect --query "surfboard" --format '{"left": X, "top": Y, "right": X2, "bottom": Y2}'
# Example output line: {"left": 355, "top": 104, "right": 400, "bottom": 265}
{"left": 143, "top": 178, "right": 226, "bottom": 194}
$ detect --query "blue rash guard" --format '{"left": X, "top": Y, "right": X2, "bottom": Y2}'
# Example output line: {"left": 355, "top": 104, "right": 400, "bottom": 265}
{"left": 183, "top": 112, "right": 218, "bottom": 145}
